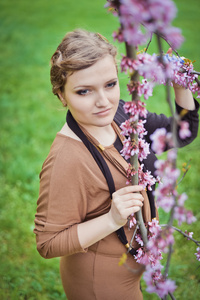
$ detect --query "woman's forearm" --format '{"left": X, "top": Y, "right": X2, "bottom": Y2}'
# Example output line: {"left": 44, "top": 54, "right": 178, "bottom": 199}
{"left": 174, "top": 86, "right": 195, "bottom": 110}
{"left": 77, "top": 212, "right": 120, "bottom": 249}
{"left": 77, "top": 185, "right": 144, "bottom": 249}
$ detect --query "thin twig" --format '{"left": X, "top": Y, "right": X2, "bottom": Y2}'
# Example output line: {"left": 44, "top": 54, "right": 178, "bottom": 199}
{"left": 195, "top": 77, "right": 200, "bottom": 86}
{"left": 191, "top": 71, "right": 200, "bottom": 76}
{"left": 164, "top": 243, "right": 173, "bottom": 279}
{"left": 177, "top": 159, "right": 191, "bottom": 186}
{"left": 129, "top": 224, "right": 139, "bottom": 251}
{"left": 168, "top": 292, "right": 177, "bottom": 300}
{"left": 145, "top": 34, "right": 153, "bottom": 53}
{"left": 161, "top": 224, "right": 200, "bottom": 246}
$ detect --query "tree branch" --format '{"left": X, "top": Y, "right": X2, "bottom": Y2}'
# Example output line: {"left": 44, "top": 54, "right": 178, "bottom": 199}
{"left": 161, "top": 224, "right": 200, "bottom": 246}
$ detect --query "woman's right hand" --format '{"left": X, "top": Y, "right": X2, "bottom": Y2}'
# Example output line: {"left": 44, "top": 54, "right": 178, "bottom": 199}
{"left": 108, "top": 185, "right": 144, "bottom": 228}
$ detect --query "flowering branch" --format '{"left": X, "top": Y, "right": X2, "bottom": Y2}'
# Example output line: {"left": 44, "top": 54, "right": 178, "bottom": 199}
{"left": 105, "top": 0, "right": 199, "bottom": 298}
{"left": 161, "top": 224, "right": 200, "bottom": 246}
{"left": 120, "top": 7, "right": 148, "bottom": 245}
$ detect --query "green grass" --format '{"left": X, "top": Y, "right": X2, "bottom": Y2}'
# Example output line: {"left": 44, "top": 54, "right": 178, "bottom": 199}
{"left": 0, "top": 0, "right": 199, "bottom": 299}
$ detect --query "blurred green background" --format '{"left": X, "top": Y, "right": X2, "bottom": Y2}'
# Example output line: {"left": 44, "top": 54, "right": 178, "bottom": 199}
{"left": 0, "top": 0, "right": 199, "bottom": 299}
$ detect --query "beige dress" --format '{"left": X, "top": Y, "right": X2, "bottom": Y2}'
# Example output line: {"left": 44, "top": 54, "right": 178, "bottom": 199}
{"left": 34, "top": 123, "right": 152, "bottom": 300}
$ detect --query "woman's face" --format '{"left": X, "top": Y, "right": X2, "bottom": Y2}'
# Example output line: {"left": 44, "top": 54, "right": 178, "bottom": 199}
{"left": 60, "top": 55, "right": 120, "bottom": 133}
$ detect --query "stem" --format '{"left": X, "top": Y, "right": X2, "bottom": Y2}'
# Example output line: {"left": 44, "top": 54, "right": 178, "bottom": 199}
{"left": 161, "top": 224, "right": 200, "bottom": 246}
{"left": 164, "top": 242, "right": 173, "bottom": 279}
{"left": 195, "top": 77, "right": 200, "bottom": 86}
{"left": 129, "top": 224, "right": 139, "bottom": 250}
{"left": 126, "top": 42, "right": 148, "bottom": 246}
{"left": 145, "top": 34, "right": 153, "bottom": 53}
{"left": 162, "top": 291, "right": 177, "bottom": 300}
{"left": 168, "top": 292, "right": 177, "bottom": 300}
{"left": 156, "top": 33, "right": 180, "bottom": 284}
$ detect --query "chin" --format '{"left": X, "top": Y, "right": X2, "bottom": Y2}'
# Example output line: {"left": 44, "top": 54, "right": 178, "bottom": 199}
{"left": 96, "top": 116, "right": 114, "bottom": 127}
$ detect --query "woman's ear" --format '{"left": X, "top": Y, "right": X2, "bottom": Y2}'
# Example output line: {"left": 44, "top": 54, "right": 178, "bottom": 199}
{"left": 57, "top": 90, "right": 67, "bottom": 107}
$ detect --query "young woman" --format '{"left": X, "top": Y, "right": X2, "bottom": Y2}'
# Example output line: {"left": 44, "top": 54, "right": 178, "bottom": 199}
{"left": 34, "top": 29, "right": 199, "bottom": 299}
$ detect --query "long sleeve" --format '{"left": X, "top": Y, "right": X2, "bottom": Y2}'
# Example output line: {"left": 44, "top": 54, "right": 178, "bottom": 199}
{"left": 34, "top": 135, "right": 110, "bottom": 259}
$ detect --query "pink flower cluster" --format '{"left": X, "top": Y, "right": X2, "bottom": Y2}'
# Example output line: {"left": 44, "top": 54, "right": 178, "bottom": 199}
{"left": 106, "top": 0, "right": 184, "bottom": 49}
{"left": 135, "top": 220, "right": 177, "bottom": 297}
{"left": 150, "top": 128, "right": 173, "bottom": 155}
{"left": 173, "top": 59, "right": 199, "bottom": 92}
{"left": 105, "top": 0, "right": 199, "bottom": 295}
{"left": 144, "top": 266, "right": 177, "bottom": 298}
{"left": 195, "top": 247, "right": 200, "bottom": 261}
{"left": 121, "top": 137, "right": 150, "bottom": 161}
{"left": 121, "top": 53, "right": 200, "bottom": 100}
{"left": 120, "top": 100, "right": 159, "bottom": 189}
{"left": 126, "top": 163, "right": 158, "bottom": 190}
{"left": 154, "top": 152, "right": 197, "bottom": 225}
{"left": 120, "top": 118, "right": 147, "bottom": 137}
{"left": 179, "top": 121, "right": 191, "bottom": 139}
{"left": 123, "top": 100, "right": 147, "bottom": 118}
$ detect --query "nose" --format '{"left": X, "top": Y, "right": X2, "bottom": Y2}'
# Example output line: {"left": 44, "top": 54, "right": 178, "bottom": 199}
{"left": 96, "top": 90, "right": 109, "bottom": 107}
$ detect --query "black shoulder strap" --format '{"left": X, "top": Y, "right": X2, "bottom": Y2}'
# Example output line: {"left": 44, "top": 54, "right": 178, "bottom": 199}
{"left": 66, "top": 110, "right": 115, "bottom": 197}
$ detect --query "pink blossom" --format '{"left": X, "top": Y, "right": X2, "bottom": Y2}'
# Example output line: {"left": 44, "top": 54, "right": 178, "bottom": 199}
{"left": 135, "top": 233, "right": 144, "bottom": 247}
{"left": 148, "top": 0, "right": 177, "bottom": 25}
{"left": 177, "top": 193, "right": 187, "bottom": 206}
{"left": 153, "top": 160, "right": 180, "bottom": 212}
{"left": 112, "top": 28, "right": 124, "bottom": 43}
{"left": 148, "top": 219, "right": 161, "bottom": 235}
{"left": 104, "top": 0, "right": 119, "bottom": 16}
{"left": 129, "top": 214, "right": 137, "bottom": 228}
{"left": 195, "top": 247, "right": 200, "bottom": 261}
{"left": 167, "top": 149, "right": 177, "bottom": 162}
{"left": 162, "top": 26, "right": 184, "bottom": 49}
{"left": 156, "top": 279, "right": 177, "bottom": 298}
{"left": 135, "top": 247, "right": 150, "bottom": 265}
{"left": 188, "top": 231, "right": 193, "bottom": 239}
{"left": 137, "top": 79, "right": 154, "bottom": 100}
{"left": 155, "top": 194, "right": 175, "bottom": 212}
{"left": 184, "top": 230, "right": 193, "bottom": 240}
{"left": 186, "top": 210, "right": 196, "bottom": 224}
{"left": 143, "top": 264, "right": 176, "bottom": 297}
{"left": 123, "top": 24, "right": 148, "bottom": 46}
{"left": 136, "top": 53, "right": 166, "bottom": 84}
{"left": 173, "top": 60, "right": 197, "bottom": 90}
{"left": 179, "top": 121, "right": 191, "bottom": 139}
{"left": 150, "top": 128, "right": 173, "bottom": 155}
{"left": 118, "top": 0, "right": 183, "bottom": 50}
{"left": 138, "top": 164, "right": 158, "bottom": 191}
{"left": 126, "top": 163, "right": 137, "bottom": 184}
{"left": 138, "top": 138, "right": 150, "bottom": 161}
{"left": 174, "top": 195, "right": 196, "bottom": 225}
{"left": 147, "top": 225, "right": 174, "bottom": 254}
{"left": 173, "top": 206, "right": 186, "bottom": 225}
{"left": 121, "top": 137, "right": 139, "bottom": 160}
{"left": 121, "top": 55, "right": 135, "bottom": 74}
{"left": 154, "top": 157, "right": 179, "bottom": 179}
{"left": 120, "top": 118, "right": 137, "bottom": 136}
{"left": 123, "top": 100, "right": 147, "bottom": 118}
{"left": 137, "top": 119, "right": 147, "bottom": 138}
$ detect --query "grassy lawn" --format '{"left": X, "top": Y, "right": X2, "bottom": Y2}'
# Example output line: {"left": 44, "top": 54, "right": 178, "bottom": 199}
{"left": 0, "top": 0, "right": 199, "bottom": 299}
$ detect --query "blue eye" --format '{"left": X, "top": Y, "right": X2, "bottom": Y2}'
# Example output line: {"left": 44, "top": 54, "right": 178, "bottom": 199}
{"left": 77, "top": 89, "right": 89, "bottom": 95}
{"left": 107, "top": 81, "right": 117, "bottom": 88}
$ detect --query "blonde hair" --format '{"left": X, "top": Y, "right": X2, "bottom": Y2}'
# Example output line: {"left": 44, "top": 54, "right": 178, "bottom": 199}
{"left": 50, "top": 29, "right": 117, "bottom": 105}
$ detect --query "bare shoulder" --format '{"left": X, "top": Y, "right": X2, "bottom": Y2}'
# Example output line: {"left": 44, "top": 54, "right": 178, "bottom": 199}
{"left": 59, "top": 123, "right": 81, "bottom": 141}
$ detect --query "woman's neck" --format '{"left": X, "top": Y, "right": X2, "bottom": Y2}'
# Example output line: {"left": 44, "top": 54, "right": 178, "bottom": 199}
{"left": 80, "top": 123, "right": 117, "bottom": 147}
{"left": 59, "top": 122, "right": 117, "bottom": 147}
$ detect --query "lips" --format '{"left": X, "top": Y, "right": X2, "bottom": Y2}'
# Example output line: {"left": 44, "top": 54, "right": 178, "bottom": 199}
{"left": 94, "top": 108, "right": 111, "bottom": 115}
